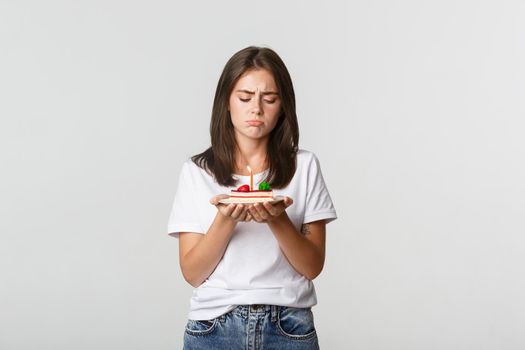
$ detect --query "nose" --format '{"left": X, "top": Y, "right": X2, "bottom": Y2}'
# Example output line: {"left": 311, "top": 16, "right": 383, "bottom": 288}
{"left": 251, "top": 96, "right": 262, "bottom": 115}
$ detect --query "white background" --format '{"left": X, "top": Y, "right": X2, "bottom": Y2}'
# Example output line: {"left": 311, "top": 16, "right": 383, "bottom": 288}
{"left": 1, "top": 1, "right": 524, "bottom": 349}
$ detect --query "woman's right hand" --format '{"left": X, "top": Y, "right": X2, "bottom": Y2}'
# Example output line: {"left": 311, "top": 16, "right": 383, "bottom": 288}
{"left": 210, "top": 195, "right": 252, "bottom": 222}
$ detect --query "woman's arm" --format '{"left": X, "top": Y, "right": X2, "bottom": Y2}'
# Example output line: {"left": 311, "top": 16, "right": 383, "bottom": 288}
{"left": 249, "top": 199, "right": 326, "bottom": 280}
{"left": 179, "top": 198, "right": 251, "bottom": 288}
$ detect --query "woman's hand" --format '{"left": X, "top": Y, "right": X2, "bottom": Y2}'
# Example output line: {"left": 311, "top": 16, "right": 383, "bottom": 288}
{"left": 248, "top": 196, "right": 293, "bottom": 223}
{"left": 210, "top": 194, "right": 252, "bottom": 222}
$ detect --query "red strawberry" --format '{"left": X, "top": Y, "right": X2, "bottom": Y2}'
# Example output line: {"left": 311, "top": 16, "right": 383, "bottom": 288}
{"left": 237, "top": 184, "right": 250, "bottom": 192}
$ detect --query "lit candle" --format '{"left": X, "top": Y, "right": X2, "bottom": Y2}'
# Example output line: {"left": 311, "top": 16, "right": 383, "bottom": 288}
{"left": 247, "top": 165, "right": 253, "bottom": 191}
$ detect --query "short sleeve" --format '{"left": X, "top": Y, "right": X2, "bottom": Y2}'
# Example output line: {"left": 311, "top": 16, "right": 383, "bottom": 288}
{"left": 167, "top": 161, "right": 205, "bottom": 238}
{"left": 304, "top": 154, "right": 338, "bottom": 224}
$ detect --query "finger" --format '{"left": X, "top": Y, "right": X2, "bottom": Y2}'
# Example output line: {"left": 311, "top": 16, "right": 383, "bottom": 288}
{"left": 248, "top": 206, "right": 264, "bottom": 222}
{"left": 210, "top": 194, "right": 229, "bottom": 205}
{"left": 221, "top": 203, "right": 235, "bottom": 216}
{"left": 244, "top": 213, "right": 252, "bottom": 222}
{"left": 253, "top": 203, "right": 270, "bottom": 220}
{"left": 230, "top": 204, "right": 245, "bottom": 220}
{"left": 263, "top": 201, "right": 279, "bottom": 216}
{"left": 283, "top": 196, "right": 293, "bottom": 207}
{"left": 237, "top": 207, "right": 250, "bottom": 222}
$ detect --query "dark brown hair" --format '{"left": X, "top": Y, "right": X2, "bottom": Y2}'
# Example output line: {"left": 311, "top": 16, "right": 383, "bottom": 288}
{"left": 192, "top": 46, "right": 299, "bottom": 189}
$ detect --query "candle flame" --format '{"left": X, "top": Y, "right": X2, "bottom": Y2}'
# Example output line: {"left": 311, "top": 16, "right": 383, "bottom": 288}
{"left": 247, "top": 165, "right": 252, "bottom": 172}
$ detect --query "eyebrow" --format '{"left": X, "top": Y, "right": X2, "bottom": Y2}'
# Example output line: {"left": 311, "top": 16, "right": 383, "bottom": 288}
{"left": 235, "top": 89, "right": 279, "bottom": 96}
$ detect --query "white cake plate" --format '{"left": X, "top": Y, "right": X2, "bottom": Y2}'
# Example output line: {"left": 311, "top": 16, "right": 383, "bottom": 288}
{"left": 218, "top": 195, "right": 286, "bottom": 205}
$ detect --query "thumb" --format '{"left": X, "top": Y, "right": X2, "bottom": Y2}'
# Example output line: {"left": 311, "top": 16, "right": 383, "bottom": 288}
{"left": 210, "top": 194, "right": 229, "bottom": 205}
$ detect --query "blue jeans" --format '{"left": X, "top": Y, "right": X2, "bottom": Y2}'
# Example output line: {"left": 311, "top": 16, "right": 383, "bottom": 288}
{"left": 183, "top": 305, "right": 320, "bottom": 350}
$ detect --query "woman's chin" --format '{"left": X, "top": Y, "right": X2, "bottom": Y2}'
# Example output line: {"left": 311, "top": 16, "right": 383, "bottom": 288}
{"left": 236, "top": 130, "right": 270, "bottom": 141}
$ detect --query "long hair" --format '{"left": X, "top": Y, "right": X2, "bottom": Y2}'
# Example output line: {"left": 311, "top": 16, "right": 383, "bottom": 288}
{"left": 192, "top": 46, "right": 299, "bottom": 189}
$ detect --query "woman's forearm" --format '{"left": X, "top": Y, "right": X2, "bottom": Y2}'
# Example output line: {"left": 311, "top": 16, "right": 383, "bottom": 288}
{"left": 180, "top": 213, "right": 237, "bottom": 287}
{"left": 267, "top": 214, "right": 325, "bottom": 280}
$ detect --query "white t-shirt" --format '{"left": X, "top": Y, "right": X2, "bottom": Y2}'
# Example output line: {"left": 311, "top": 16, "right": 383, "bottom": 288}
{"left": 167, "top": 149, "right": 337, "bottom": 320}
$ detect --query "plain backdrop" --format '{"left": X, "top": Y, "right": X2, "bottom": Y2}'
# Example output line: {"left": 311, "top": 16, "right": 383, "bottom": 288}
{"left": 1, "top": 1, "right": 524, "bottom": 349}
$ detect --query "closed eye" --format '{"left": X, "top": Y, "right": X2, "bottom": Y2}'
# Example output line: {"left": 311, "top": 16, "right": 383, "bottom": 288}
{"left": 238, "top": 97, "right": 278, "bottom": 104}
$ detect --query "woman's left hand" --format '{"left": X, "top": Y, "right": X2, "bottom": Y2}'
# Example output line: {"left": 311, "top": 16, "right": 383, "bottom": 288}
{"left": 248, "top": 196, "right": 293, "bottom": 223}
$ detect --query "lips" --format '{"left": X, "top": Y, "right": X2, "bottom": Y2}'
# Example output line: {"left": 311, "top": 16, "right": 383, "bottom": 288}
{"left": 246, "top": 120, "right": 263, "bottom": 126}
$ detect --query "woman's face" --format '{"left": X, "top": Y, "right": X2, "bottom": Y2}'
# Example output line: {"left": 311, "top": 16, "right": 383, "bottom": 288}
{"left": 228, "top": 68, "right": 282, "bottom": 143}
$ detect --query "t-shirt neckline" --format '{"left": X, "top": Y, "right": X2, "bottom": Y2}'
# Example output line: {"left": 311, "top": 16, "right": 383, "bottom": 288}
{"left": 233, "top": 169, "right": 269, "bottom": 178}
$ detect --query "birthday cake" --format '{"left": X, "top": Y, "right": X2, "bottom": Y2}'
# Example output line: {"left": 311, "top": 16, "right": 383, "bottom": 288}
{"left": 229, "top": 181, "right": 274, "bottom": 203}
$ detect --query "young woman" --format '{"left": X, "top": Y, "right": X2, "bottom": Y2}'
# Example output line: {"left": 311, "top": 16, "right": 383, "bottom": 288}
{"left": 168, "top": 46, "right": 337, "bottom": 349}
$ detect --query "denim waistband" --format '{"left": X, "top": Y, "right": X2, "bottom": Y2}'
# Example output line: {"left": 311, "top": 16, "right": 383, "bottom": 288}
{"left": 228, "top": 304, "right": 279, "bottom": 322}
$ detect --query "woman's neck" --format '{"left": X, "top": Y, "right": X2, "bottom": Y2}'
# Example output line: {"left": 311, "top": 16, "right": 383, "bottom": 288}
{"left": 234, "top": 139, "right": 269, "bottom": 175}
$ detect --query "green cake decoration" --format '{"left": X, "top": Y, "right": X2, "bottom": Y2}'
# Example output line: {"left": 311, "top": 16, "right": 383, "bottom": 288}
{"left": 258, "top": 181, "right": 271, "bottom": 191}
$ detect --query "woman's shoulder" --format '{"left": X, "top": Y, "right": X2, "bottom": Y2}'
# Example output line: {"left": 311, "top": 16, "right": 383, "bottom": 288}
{"left": 182, "top": 157, "right": 197, "bottom": 168}
{"left": 180, "top": 158, "right": 208, "bottom": 177}
{"left": 296, "top": 149, "right": 320, "bottom": 165}
{"left": 177, "top": 158, "right": 219, "bottom": 190}
{"left": 297, "top": 149, "right": 315, "bottom": 158}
